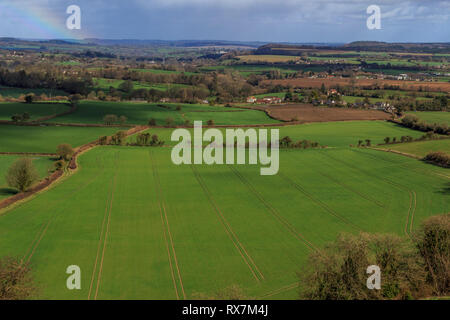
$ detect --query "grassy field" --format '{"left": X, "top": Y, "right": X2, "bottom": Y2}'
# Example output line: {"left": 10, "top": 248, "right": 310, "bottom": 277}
{"left": 406, "top": 111, "right": 450, "bottom": 126}
{"left": 0, "top": 86, "right": 68, "bottom": 98}
{"left": 237, "top": 55, "right": 301, "bottom": 63}
{"left": 0, "top": 125, "right": 125, "bottom": 153}
{"left": 132, "top": 121, "right": 425, "bottom": 148}
{"left": 131, "top": 68, "right": 197, "bottom": 76}
{"left": 199, "top": 64, "right": 298, "bottom": 77}
{"left": 0, "top": 155, "right": 52, "bottom": 199}
{"left": 47, "top": 101, "right": 280, "bottom": 126}
{"left": 378, "top": 139, "right": 450, "bottom": 157}
{"left": 92, "top": 78, "right": 191, "bottom": 93}
{"left": 0, "top": 146, "right": 447, "bottom": 299}
{"left": 0, "top": 102, "right": 70, "bottom": 121}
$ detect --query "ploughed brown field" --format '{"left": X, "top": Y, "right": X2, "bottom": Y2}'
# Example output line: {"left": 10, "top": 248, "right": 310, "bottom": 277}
{"left": 246, "top": 104, "right": 391, "bottom": 122}
{"left": 264, "top": 78, "right": 450, "bottom": 92}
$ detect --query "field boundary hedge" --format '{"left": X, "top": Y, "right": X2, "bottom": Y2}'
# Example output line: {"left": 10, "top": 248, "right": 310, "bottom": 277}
{"left": 0, "top": 152, "right": 56, "bottom": 156}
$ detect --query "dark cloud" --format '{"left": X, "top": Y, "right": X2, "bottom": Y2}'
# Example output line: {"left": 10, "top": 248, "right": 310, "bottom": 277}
{"left": 0, "top": 0, "right": 448, "bottom": 42}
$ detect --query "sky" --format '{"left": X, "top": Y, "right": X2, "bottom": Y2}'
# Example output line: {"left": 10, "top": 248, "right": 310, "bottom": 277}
{"left": 0, "top": 0, "right": 449, "bottom": 43}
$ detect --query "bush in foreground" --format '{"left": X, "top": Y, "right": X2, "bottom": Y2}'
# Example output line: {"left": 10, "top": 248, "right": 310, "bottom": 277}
{"left": 299, "top": 214, "right": 449, "bottom": 300}
{"left": 299, "top": 233, "right": 427, "bottom": 300}
{"left": 414, "top": 213, "right": 450, "bottom": 295}
{"left": 0, "top": 256, "right": 37, "bottom": 300}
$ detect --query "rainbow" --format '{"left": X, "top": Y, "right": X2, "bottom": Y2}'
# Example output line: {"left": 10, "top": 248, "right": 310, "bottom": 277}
{"left": 0, "top": 1, "right": 90, "bottom": 39}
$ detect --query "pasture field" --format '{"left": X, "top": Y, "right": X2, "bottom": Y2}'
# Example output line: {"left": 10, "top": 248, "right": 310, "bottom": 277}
{"left": 0, "top": 125, "right": 125, "bottom": 153}
{"left": 378, "top": 139, "right": 450, "bottom": 158}
{"left": 406, "top": 111, "right": 450, "bottom": 126}
{"left": 199, "top": 64, "right": 298, "bottom": 77}
{"left": 130, "top": 121, "right": 425, "bottom": 148}
{"left": 0, "top": 155, "right": 52, "bottom": 199}
{"left": 47, "top": 101, "right": 280, "bottom": 126}
{"left": 0, "top": 102, "right": 70, "bottom": 121}
{"left": 131, "top": 68, "right": 197, "bottom": 76}
{"left": 0, "top": 86, "right": 68, "bottom": 98}
{"left": 0, "top": 146, "right": 447, "bottom": 299}
{"left": 237, "top": 55, "right": 301, "bottom": 63}
{"left": 92, "top": 78, "right": 191, "bottom": 93}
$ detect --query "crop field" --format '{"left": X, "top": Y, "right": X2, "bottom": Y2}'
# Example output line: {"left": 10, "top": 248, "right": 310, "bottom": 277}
{"left": 0, "top": 125, "right": 124, "bottom": 153}
{"left": 0, "top": 155, "right": 52, "bottom": 199}
{"left": 130, "top": 121, "right": 425, "bottom": 148}
{"left": 199, "top": 64, "right": 298, "bottom": 77}
{"left": 47, "top": 101, "right": 280, "bottom": 126}
{"left": 406, "top": 111, "right": 450, "bottom": 126}
{"left": 92, "top": 78, "right": 191, "bottom": 93}
{"left": 0, "top": 86, "right": 68, "bottom": 98}
{"left": 237, "top": 55, "right": 301, "bottom": 63}
{"left": 378, "top": 139, "right": 450, "bottom": 158}
{"left": 0, "top": 102, "right": 70, "bottom": 121}
{"left": 0, "top": 145, "right": 447, "bottom": 299}
{"left": 131, "top": 68, "right": 197, "bottom": 76}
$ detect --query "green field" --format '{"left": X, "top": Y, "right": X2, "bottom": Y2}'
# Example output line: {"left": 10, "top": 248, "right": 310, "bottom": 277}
{"left": 47, "top": 101, "right": 279, "bottom": 126}
{"left": 0, "top": 102, "right": 69, "bottom": 121}
{"left": 406, "top": 111, "right": 450, "bottom": 126}
{"left": 0, "top": 86, "right": 68, "bottom": 98}
{"left": 0, "top": 155, "right": 52, "bottom": 199}
{"left": 92, "top": 78, "right": 191, "bottom": 93}
{"left": 199, "top": 64, "right": 298, "bottom": 77}
{"left": 0, "top": 125, "right": 125, "bottom": 153}
{"left": 132, "top": 121, "right": 425, "bottom": 148}
{"left": 0, "top": 146, "right": 447, "bottom": 299}
{"left": 378, "top": 139, "right": 450, "bottom": 157}
{"left": 131, "top": 68, "right": 197, "bottom": 76}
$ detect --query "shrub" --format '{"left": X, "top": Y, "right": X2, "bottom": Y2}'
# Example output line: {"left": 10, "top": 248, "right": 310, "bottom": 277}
{"left": 299, "top": 232, "right": 428, "bottom": 300}
{"left": 24, "top": 94, "right": 35, "bottom": 104}
{"left": 414, "top": 214, "right": 450, "bottom": 296}
{"left": 98, "top": 136, "right": 109, "bottom": 145}
{"left": 0, "top": 256, "right": 37, "bottom": 299}
{"left": 148, "top": 118, "right": 156, "bottom": 126}
{"left": 103, "top": 114, "right": 118, "bottom": 125}
{"left": 136, "top": 133, "right": 150, "bottom": 146}
{"left": 110, "top": 131, "right": 127, "bottom": 145}
{"left": 165, "top": 117, "right": 175, "bottom": 127}
{"left": 11, "top": 114, "right": 22, "bottom": 122}
{"left": 119, "top": 115, "right": 127, "bottom": 125}
{"left": 57, "top": 144, "right": 74, "bottom": 161}
{"left": 54, "top": 159, "right": 66, "bottom": 171}
{"left": 423, "top": 152, "right": 450, "bottom": 168}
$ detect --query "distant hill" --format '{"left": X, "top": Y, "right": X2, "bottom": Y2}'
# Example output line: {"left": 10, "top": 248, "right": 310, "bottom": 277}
{"left": 255, "top": 41, "right": 450, "bottom": 55}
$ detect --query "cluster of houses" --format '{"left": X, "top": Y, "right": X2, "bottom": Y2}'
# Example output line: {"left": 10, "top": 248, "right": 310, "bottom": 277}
{"left": 246, "top": 96, "right": 283, "bottom": 104}
{"left": 312, "top": 89, "right": 397, "bottom": 113}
